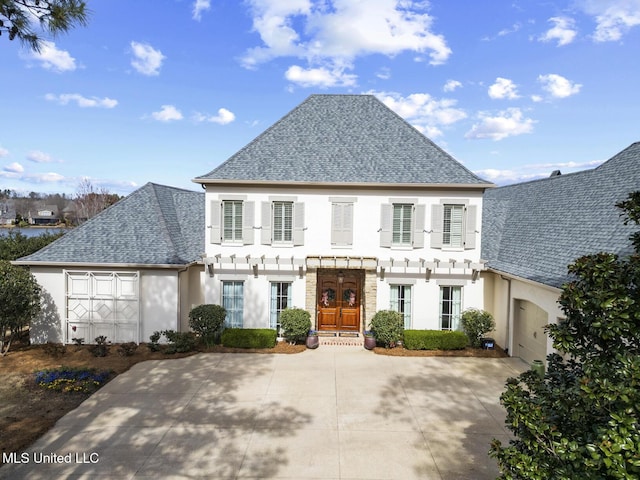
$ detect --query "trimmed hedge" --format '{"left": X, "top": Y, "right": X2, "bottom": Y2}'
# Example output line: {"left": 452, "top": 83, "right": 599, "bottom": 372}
{"left": 221, "top": 328, "right": 277, "bottom": 349}
{"left": 403, "top": 330, "right": 468, "bottom": 350}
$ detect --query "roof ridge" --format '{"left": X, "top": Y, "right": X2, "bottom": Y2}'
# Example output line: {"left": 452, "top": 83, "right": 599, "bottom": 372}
{"left": 149, "top": 183, "right": 189, "bottom": 263}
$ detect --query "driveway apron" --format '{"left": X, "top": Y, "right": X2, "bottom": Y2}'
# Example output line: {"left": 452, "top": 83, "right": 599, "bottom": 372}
{"left": 1, "top": 348, "right": 528, "bottom": 479}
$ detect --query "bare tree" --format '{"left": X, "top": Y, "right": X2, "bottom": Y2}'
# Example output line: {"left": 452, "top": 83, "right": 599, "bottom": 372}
{"left": 73, "top": 178, "right": 120, "bottom": 223}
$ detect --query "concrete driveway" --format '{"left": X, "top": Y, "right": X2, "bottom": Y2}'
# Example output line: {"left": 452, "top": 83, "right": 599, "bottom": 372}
{"left": 1, "top": 347, "right": 528, "bottom": 479}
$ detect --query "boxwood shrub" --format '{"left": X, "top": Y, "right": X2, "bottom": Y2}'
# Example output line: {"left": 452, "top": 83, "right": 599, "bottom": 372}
{"left": 221, "top": 328, "right": 277, "bottom": 349}
{"left": 279, "top": 308, "right": 311, "bottom": 344}
{"left": 404, "top": 330, "right": 468, "bottom": 350}
{"left": 370, "top": 310, "right": 404, "bottom": 347}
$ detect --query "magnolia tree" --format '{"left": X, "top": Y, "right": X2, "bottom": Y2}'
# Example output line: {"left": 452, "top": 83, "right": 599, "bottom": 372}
{"left": 0, "top": 261, "right": 41, "bottom": 356}
{"left": 490, "top": 192, "right": 640, "bottom": 479}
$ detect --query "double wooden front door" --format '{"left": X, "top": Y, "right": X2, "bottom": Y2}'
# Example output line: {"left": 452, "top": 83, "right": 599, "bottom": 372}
{"left": 317, "top": 272, "right": 360, "bottom": 331}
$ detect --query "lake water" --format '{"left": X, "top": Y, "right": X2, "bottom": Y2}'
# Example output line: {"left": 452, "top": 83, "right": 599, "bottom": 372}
{"left": 0, "top": 228, "right": 68, "bottom": 238}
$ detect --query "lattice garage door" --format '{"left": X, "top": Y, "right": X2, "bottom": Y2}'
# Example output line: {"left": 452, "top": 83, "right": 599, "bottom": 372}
{"left": 65, "top": 271, "right": 140, "bottom": 344}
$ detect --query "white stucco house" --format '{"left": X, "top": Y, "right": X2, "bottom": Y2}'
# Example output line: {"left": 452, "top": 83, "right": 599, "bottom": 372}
{"left": 15, "top": 94, "right": 640, "bottom": 364}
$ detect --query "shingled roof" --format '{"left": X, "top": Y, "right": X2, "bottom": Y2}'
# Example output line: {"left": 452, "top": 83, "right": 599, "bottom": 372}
{"left": 16, "top": 183, "right": 204, "bottom": 266}
{"left": 482, "top": 142, "right": 640, "bottom": 288}
{"left": 195, "top": 94, "right": 491, "bottom": 187}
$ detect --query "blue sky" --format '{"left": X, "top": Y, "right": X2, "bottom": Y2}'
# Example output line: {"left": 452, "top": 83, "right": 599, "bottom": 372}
{"left": 1, "top": 0, "right": 639, "bottom": 195}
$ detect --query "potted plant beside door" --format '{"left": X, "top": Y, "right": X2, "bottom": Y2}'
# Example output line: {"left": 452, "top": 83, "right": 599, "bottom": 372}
{"left": 363, "top": 330, "right": 376, "bottom": 350}
{"left": 306, "top": 330, "right": 319, "bottom": 349}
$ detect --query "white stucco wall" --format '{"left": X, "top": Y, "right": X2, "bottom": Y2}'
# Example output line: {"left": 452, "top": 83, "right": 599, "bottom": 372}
{"left": 30, "top": 267, "right": 65, "bottom": 344}
{"left": 202, "top": 184, "right": 488, "bottom": 331}
{"left": 205, "top": 185, "right": 485, "bottom": 264}
{"left": 486, "top": 271, "right": 563, "bottom": 359}
{"left": 140, "top": 269, "right": 180, "bottom": 342}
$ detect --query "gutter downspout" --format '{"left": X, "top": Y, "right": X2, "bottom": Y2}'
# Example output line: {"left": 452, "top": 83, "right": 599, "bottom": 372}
{"left": 501, "top": 275, "right": 512, "bottom": 356}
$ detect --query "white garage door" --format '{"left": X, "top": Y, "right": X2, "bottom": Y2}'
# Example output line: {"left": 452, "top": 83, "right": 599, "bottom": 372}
{"left": 65, "top": 271, "right": 140, "bottom": 344}
{"left": 513, "top": 299, "right": 548, "bottom": 365}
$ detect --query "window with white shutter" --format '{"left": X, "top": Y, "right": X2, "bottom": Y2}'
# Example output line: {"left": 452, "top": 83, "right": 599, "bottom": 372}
{"left": 331, "top": 202, "right": 353, "bottom": 246}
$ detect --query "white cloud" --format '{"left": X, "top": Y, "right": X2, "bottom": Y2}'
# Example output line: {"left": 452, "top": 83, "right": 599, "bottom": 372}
{"left": 578, "top": 0, "right": 640, "bottom": 42}
{"left": 21, "top": 172, "right": 66, "bottom": 184}
{"left": 45, "top": 93, "right": 118, "bottom": 108}
{"left": 193, "top": 108, "right": 236, "bottom": 125}
{"left": 376, "top": 67, "right": 391, "bottom": 80}
{"left": 474, "top": 159, "right": 605, "bottom": 185}
{"left": 285, "top": 64, "right": 357, "bottom": 88}
{"left": 531, "top": 94, "right": 543, "bottom": 102}
{"left": 538, "top": 17, "right": 577, "bottom": 46}
{"left": 27, "top": 40, "right": 77, "bottom": 72}
{"left": 473, "top": 168, "right": 543, "bottom": 185}
{"left": 368, "top": 90, "right": 467, "bottom": 138}
{"left": 538, "top": 73, "right": 582, "bottom": 98}
{"left": 0, "top": 147, "right": 9, "bottom": 157}
{"left": 488, "top": 77, "right": 520, "bottom": 100}
{"left": 150, "top": 105, "right": 183, "bottom": 122}
{"left": 27, "top": 150, "right": 56, "bottom": 163}
{"left": 130, "top": 41, "right": 165, "bottom": 76}
{"left": 4, "top": 162, "right": 24, "bottom": 173}
{"left": 193, "top": 0, "right": 211, "bottom": 20}
{"left": 443, "top": 79, "right": 462, "bottom": 92}
{"left": 241, "top": 0, "right": 451, "bottom": 73}
{"left": 465, "top": 108, "right": 535, "bottom": 141}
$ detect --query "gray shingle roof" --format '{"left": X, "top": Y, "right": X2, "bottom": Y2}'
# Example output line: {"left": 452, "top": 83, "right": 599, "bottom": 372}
{"left": 16, "top": 183, "right": 204, "bottom": 266}
{"left": 482, "top": 142, "right": 640, "bottom": 288}
{"left": 195, "top": 94, "right": 491, "bottom": 186}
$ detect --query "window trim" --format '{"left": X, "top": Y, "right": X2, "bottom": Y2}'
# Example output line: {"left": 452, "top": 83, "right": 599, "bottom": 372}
{"left": 390, "top": 284, "right": 412, "bottom": 329}
{"left": 439, "top": 285, "right": 462, "bottom": 331}
{"left": 222, "top": 280, "right": 244, "bottom": 328}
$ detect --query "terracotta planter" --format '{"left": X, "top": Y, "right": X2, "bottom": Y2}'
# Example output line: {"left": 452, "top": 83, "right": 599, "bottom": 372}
{"left": 364, "top": 335, "right": 376, "bottom": 350}
{"left": 306, "top": 335, "right": 319, "bottom": 349}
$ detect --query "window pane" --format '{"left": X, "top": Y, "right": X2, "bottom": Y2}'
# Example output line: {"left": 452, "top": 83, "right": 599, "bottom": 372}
{"left": 392, "top": 204, "right": 412, "bottom": 246}
{"left": 273, "top": 202, "right": 293, "bottom": 243}
{"left": 440, "top": 286, "right": 461, "bottom": 330}
{"left": 443, "top": 205, "right": 463, "bottom": 247}
{"left": 269, "top": 282, "right": 291, "bottom": 332}
{"left": 223, "top": 201, "right": 242, "bottom": 242}
{"left": 223, "top": 281, "right": 243, "bottom": 328}
{"left": 390, "top": 285, "right": 412, "bottom": 329}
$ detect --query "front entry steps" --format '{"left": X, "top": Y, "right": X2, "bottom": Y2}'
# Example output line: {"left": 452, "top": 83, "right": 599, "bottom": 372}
{"left": 317, "top": 331, "right": 363, "bottom": 346}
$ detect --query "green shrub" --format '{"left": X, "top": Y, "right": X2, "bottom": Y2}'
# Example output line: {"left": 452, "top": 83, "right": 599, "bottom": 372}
{"left": 404, "top": 330, "right": 468, "bottom": 350}
{"left": 460, "top": 308, "right": 495, "bottom": 348}
{"left": 90, "top": 335, "right": 109, "bottom": 357}
{"left": 163, "top": 330, "right": 196, "bottom": 354}
{"left": 147, "top": 331, "right": 162, "bottom": 352}
{"left": 221, "top": 328, "right": 277, "bottom": 349}
{"left": 370, "top": 310, "right": 404, "bottom": 348}
{"left": 189, "top": 304, "right": 226, "bottom": 346}
{"left": 117, "top": 342, "right": 138, "bottom": 357}
{"left": 279, "top": 308, "right": 311, "bottom": 344}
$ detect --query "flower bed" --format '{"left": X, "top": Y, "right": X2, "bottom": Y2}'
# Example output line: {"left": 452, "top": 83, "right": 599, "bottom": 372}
{"left": 34, "top": 366, "right": 111, "bottom": 393}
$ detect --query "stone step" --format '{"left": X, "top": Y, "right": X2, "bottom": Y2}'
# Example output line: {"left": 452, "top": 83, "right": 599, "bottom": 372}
{"left": 317, "top": 332, "right": 364, "bottom": 346}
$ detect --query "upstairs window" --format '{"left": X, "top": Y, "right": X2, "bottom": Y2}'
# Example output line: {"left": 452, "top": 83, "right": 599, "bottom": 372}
{"left": 379, "top": 201, "right": 425, "bottom": 249}
{"left": 392, "top": 204, "right": 413, "bottom": 246}
{"left": 261, "top": 200, "right": 305, "bottom": 246}
{"left": 443, "top": 204, "right": 464, "bottom": 248}
{"left": 272, "top": 201, "right": 293, "bottom": 243}
{"left": 331, "top": 202, "right": 354, "bottom": 246}
{"left": 209, "top": 199, "right": 254, "bottom": 245}
{"left": 223, "top": 200, "right": 243, "bottom": 242}
{"left": 431, "top": 202, "right": 477, "bottom": 250}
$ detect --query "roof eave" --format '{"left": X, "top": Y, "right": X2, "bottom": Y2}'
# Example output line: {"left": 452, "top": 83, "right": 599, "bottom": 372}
{"left": 192, "top": 178, "right": 495, "bottom": 190}
{"left": 12, "top": 260, "right": 200, "bottom": 269}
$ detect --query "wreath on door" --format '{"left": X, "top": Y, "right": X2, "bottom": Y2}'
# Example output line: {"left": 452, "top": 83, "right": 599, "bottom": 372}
{"left": 343, "top": 289, "right": 356, "bottom": 306}
{"left": 320, "top": 288, "right": 336, "bottom": 306}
